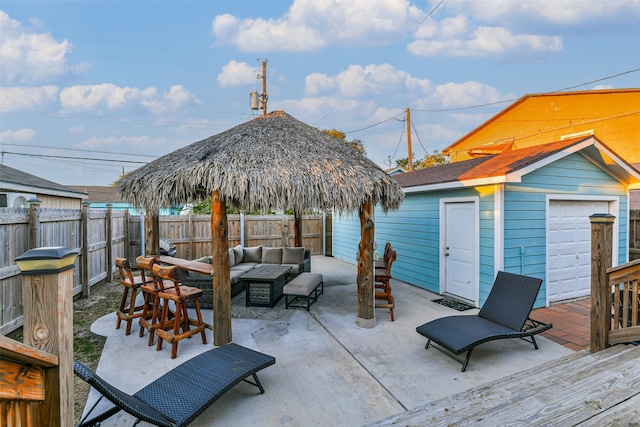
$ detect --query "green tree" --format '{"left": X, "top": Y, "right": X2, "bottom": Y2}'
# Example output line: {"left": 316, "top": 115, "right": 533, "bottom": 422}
{"left": 396, "top": 149, "right": 448, "bottom": 170}
{"left": 323, "top": 128, "right": 366, "bottom": 155}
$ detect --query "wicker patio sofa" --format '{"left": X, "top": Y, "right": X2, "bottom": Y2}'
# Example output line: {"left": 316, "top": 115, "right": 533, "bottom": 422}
{"left": 180, "top": 245, "right": 311, "bottom": 308}
{"left": 74, "top": 343, "right": 275, "bottom": 427}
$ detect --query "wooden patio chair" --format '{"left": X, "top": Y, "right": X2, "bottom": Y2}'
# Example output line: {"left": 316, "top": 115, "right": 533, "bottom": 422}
{"left": 375, "top": 248, "right": 397, "bottom": 321}
{"left": 416, "top": 271, "right": 552, "bottom": 372}
{"left": 153, "top": 264, "right": 207, "bottom": 359}
{"left": 136, "top": 256, "right": 174, "bottom": 346}
{"left": 114, "top": 258, "right": 153, "bottom": 335}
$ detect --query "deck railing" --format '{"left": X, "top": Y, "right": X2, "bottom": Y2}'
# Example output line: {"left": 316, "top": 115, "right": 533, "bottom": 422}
{"left": 590, "top": 213, "right": 640, "bottom": 352}
{"left": 608, "top": 259, "right": 640, "bottom": 345}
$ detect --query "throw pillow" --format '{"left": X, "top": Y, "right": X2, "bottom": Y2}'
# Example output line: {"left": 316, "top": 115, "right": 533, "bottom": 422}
{"left": 243, "top": 245, "right": 262, "bottom": 263}
{"left": 262, "top": 247, "right": 283, "bottom": 264}
{"left": 228, "top": 248, "right": 236, "bottom": 267}
{"left": 233, "top": 244, "right": 244, "bottom": 264}
{"left": 282, "top": 247, "right": 305, "bottom": 264}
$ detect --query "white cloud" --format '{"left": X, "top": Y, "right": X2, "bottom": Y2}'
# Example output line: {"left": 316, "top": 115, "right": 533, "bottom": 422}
{"left": 217, "top": 60, "right": 258, "bottom": 88}
{"left": 212, "top": 0, "right": 423, "bottom": 52}
{"left": 141, "top": 85, "right": 200, "bottom": 115}
{"left": 69, "top": 126, "right": 84, "bottom": 135}
{"left": 0, "top": 11, "right": 89, "bottom": 85}
{"left": 59, "top": 83, "right": 198, "bottom": 115}
{"left": 409, "top": 17, "right": 562, "bottom": 58}
{"left": 0, "top": 85, "right": 59, "bottom": 112}
{"left": 429, "top": 81, "right": 510, "bottom": 109}
{"left": 444, "top": 0, "right": 640, "bottom": 26}
{"left": 305, "top": 64, "right": 432, "bottom": 97}
{"left": 0, "top": 128, "right": 37, "bottom": 142}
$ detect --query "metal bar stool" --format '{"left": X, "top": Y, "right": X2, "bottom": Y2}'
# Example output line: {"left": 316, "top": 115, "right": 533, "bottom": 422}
{"left": 153, "top": 264, "right": 207, "bottom": 359}
{"left": 114, "top": 258, "right": 153, "bottom": 335}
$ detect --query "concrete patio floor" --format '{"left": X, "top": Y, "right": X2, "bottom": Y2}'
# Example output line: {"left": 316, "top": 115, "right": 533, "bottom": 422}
{"left": 85, "top": 256, "right": 573, "bottom": 427}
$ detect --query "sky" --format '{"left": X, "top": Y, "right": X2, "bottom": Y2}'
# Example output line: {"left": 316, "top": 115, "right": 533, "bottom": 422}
{"left": 1, "top": 0, "right": 639, "bottom": 188}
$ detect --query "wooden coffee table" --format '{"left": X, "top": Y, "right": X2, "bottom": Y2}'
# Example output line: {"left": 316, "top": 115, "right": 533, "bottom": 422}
{"left": 240, "top": 265, "right": 292, "bottom": 307}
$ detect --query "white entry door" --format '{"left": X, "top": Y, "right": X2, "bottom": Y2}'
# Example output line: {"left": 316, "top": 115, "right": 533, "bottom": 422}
{"left": 547, "top": 200, "right": 610, "bottom": 302}
{"left": 443, "top": 201, "right": 477, "bottom": 303}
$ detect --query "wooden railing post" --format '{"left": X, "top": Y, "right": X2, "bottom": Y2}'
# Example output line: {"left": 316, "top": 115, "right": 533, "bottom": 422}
{"left": 590, "top": 213, "right": 615, "bottom": 353}
{"left": 15, "top": 247, "right": 77, "bottom": 427}
{"left": 357, "top": 197, "right": 376, "bottom": 328}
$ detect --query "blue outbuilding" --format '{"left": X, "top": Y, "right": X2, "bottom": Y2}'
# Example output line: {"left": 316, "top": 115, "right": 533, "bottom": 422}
{"left": 333, "top": 136, "right": 640, "bottom": 308}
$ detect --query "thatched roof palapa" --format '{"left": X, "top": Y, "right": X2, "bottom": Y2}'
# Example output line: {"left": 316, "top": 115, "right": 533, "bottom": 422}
{"left": 118, "top": 110, "right": 404, "bottom": 342}
{"left": 117, "top": 111, "right": 404, "bottom": 213}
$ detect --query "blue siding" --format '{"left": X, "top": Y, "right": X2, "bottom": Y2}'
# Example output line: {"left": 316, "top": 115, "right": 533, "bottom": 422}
{"left": 333, "top": 151, "right": 630, "bottom": 310}
{"left": 504, "top": 153, "right": 628, "bottom": 308}
{"left": 332, "top": 211, "right": 361, "bottom": 263}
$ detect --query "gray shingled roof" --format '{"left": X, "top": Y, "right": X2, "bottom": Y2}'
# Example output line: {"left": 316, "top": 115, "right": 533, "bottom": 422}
{"left": 0, "top": 164, "right": 87, "bottom": 197}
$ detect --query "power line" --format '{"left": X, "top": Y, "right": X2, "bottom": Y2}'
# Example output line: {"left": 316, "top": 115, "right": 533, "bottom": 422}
{"left": 2, "top": 151, "right": 148, "bottom": 164}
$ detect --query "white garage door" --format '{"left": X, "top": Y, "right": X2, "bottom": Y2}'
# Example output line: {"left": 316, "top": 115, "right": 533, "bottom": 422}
{"left": 547, "top": 200, "right": 610, "bottom": 302}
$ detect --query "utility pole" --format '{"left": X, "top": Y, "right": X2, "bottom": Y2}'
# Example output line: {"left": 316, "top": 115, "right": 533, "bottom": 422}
{"left": 406, "top": 107, "right": 413, "bottom": 171}
{"left": 250, "top": 59, "right": 268, "bottom": 115}
{"left": 260, "top": 60, "right": 268, "bottom": 116}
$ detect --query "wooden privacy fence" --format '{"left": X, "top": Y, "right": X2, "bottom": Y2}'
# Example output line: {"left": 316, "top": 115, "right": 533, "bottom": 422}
{"left": 630, "top": 209, "right": 640, "bottom": 261}
{"left": 1, "top": 203, "right": 330, "bottom": 334}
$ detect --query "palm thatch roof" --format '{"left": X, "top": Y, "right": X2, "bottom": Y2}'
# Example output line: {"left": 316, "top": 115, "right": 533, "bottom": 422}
{"left": 117, "top": 111, "right": 404, "bottom": 213}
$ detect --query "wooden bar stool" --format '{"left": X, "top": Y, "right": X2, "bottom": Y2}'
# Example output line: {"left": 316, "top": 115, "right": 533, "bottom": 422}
{"left": 375, "top": 249, "right": 396, "bottom": 321}
{"left": 136, "top": 256, "right": 174, "bottom": 346}
{"left": 115, "top": 257, "right": 153, "bottom": 335}
{"left": 153, "top": 264, "right": 207, "bottom": 359}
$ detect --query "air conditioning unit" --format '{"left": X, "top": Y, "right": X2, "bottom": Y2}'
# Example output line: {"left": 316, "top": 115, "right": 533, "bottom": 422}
{"left": 0, "top": 193, "right": 37, "bottom": 208}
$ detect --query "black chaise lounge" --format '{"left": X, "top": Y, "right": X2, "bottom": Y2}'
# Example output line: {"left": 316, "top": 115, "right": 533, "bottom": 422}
{"left": 74, "top": 343, "right": 275, "bottom": 427}
{"left": 416, "top": 271, "right": 552, "bottom": 372}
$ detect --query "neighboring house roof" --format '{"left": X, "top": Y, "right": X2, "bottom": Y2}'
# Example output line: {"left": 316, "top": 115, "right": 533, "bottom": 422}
{"left": 0, "top": 164, "right": 87, "bottom": 198}
{"left": 68, "top": 186, "right": 123, "bottom": 203}
{"left": 443, "top": 88, "right": 640, "bottom": 164}
{"left": 384, "top": 166, "right": 407, "bottom": 175}
{"left": 394, "top": 136, "right": 640, "bottom": 193}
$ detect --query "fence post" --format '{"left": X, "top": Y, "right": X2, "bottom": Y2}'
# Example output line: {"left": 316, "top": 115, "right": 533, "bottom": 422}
{"left": 106, "top": 204, "right": 113, "bottom": 282}
{"left": 82, "top": 201, "right": 91, "bottom": 297}
{"left": 124, "top": 209, "right": 130, "bottom": 263}
{"left": 28, "top": 198, "right": 42, "bottom": 249}
{"left": 16, "top": 247, "right": 78, "bottom": 427}
{"left": 590, "top": 213, "right": 615, "bottom": 353}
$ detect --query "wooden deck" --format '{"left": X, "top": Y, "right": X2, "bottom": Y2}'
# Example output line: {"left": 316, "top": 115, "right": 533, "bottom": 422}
{"left": 370, "top": 344, "right": 640, "bottom": 426}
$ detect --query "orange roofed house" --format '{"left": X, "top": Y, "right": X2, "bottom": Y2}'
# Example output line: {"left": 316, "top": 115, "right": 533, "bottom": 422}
{"left": 331, "top": 89, "right": 640, "bottom": 308}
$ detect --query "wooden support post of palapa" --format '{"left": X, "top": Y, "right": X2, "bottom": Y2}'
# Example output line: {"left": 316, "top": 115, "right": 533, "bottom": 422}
{"left": 16, "top": 247, "right": 78, "bottom": 427}
{"left": 81, "top": 201, "right": 90, "bottom": 297}
{"left": 144, "top": 209, "right": 160, "bottom": 256}
{"left": 211, "top": 190, "right": 232, "bottom": 345}
{"left": 294, "top": 208, "right": 303, "bottom": 247}
{"left": 357, "top": 197, "right": 376, "bottom": 327}
{"left": 590, "top": 213, "right": 615, "bottom": 353}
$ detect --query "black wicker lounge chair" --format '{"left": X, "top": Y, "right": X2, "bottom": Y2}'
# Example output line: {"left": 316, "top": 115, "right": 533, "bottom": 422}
{"left": 416, "top": 271, "right": 552, "bottom": 372}
{"left": 74, "top": 343, "right": 275, "bottom": 427}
